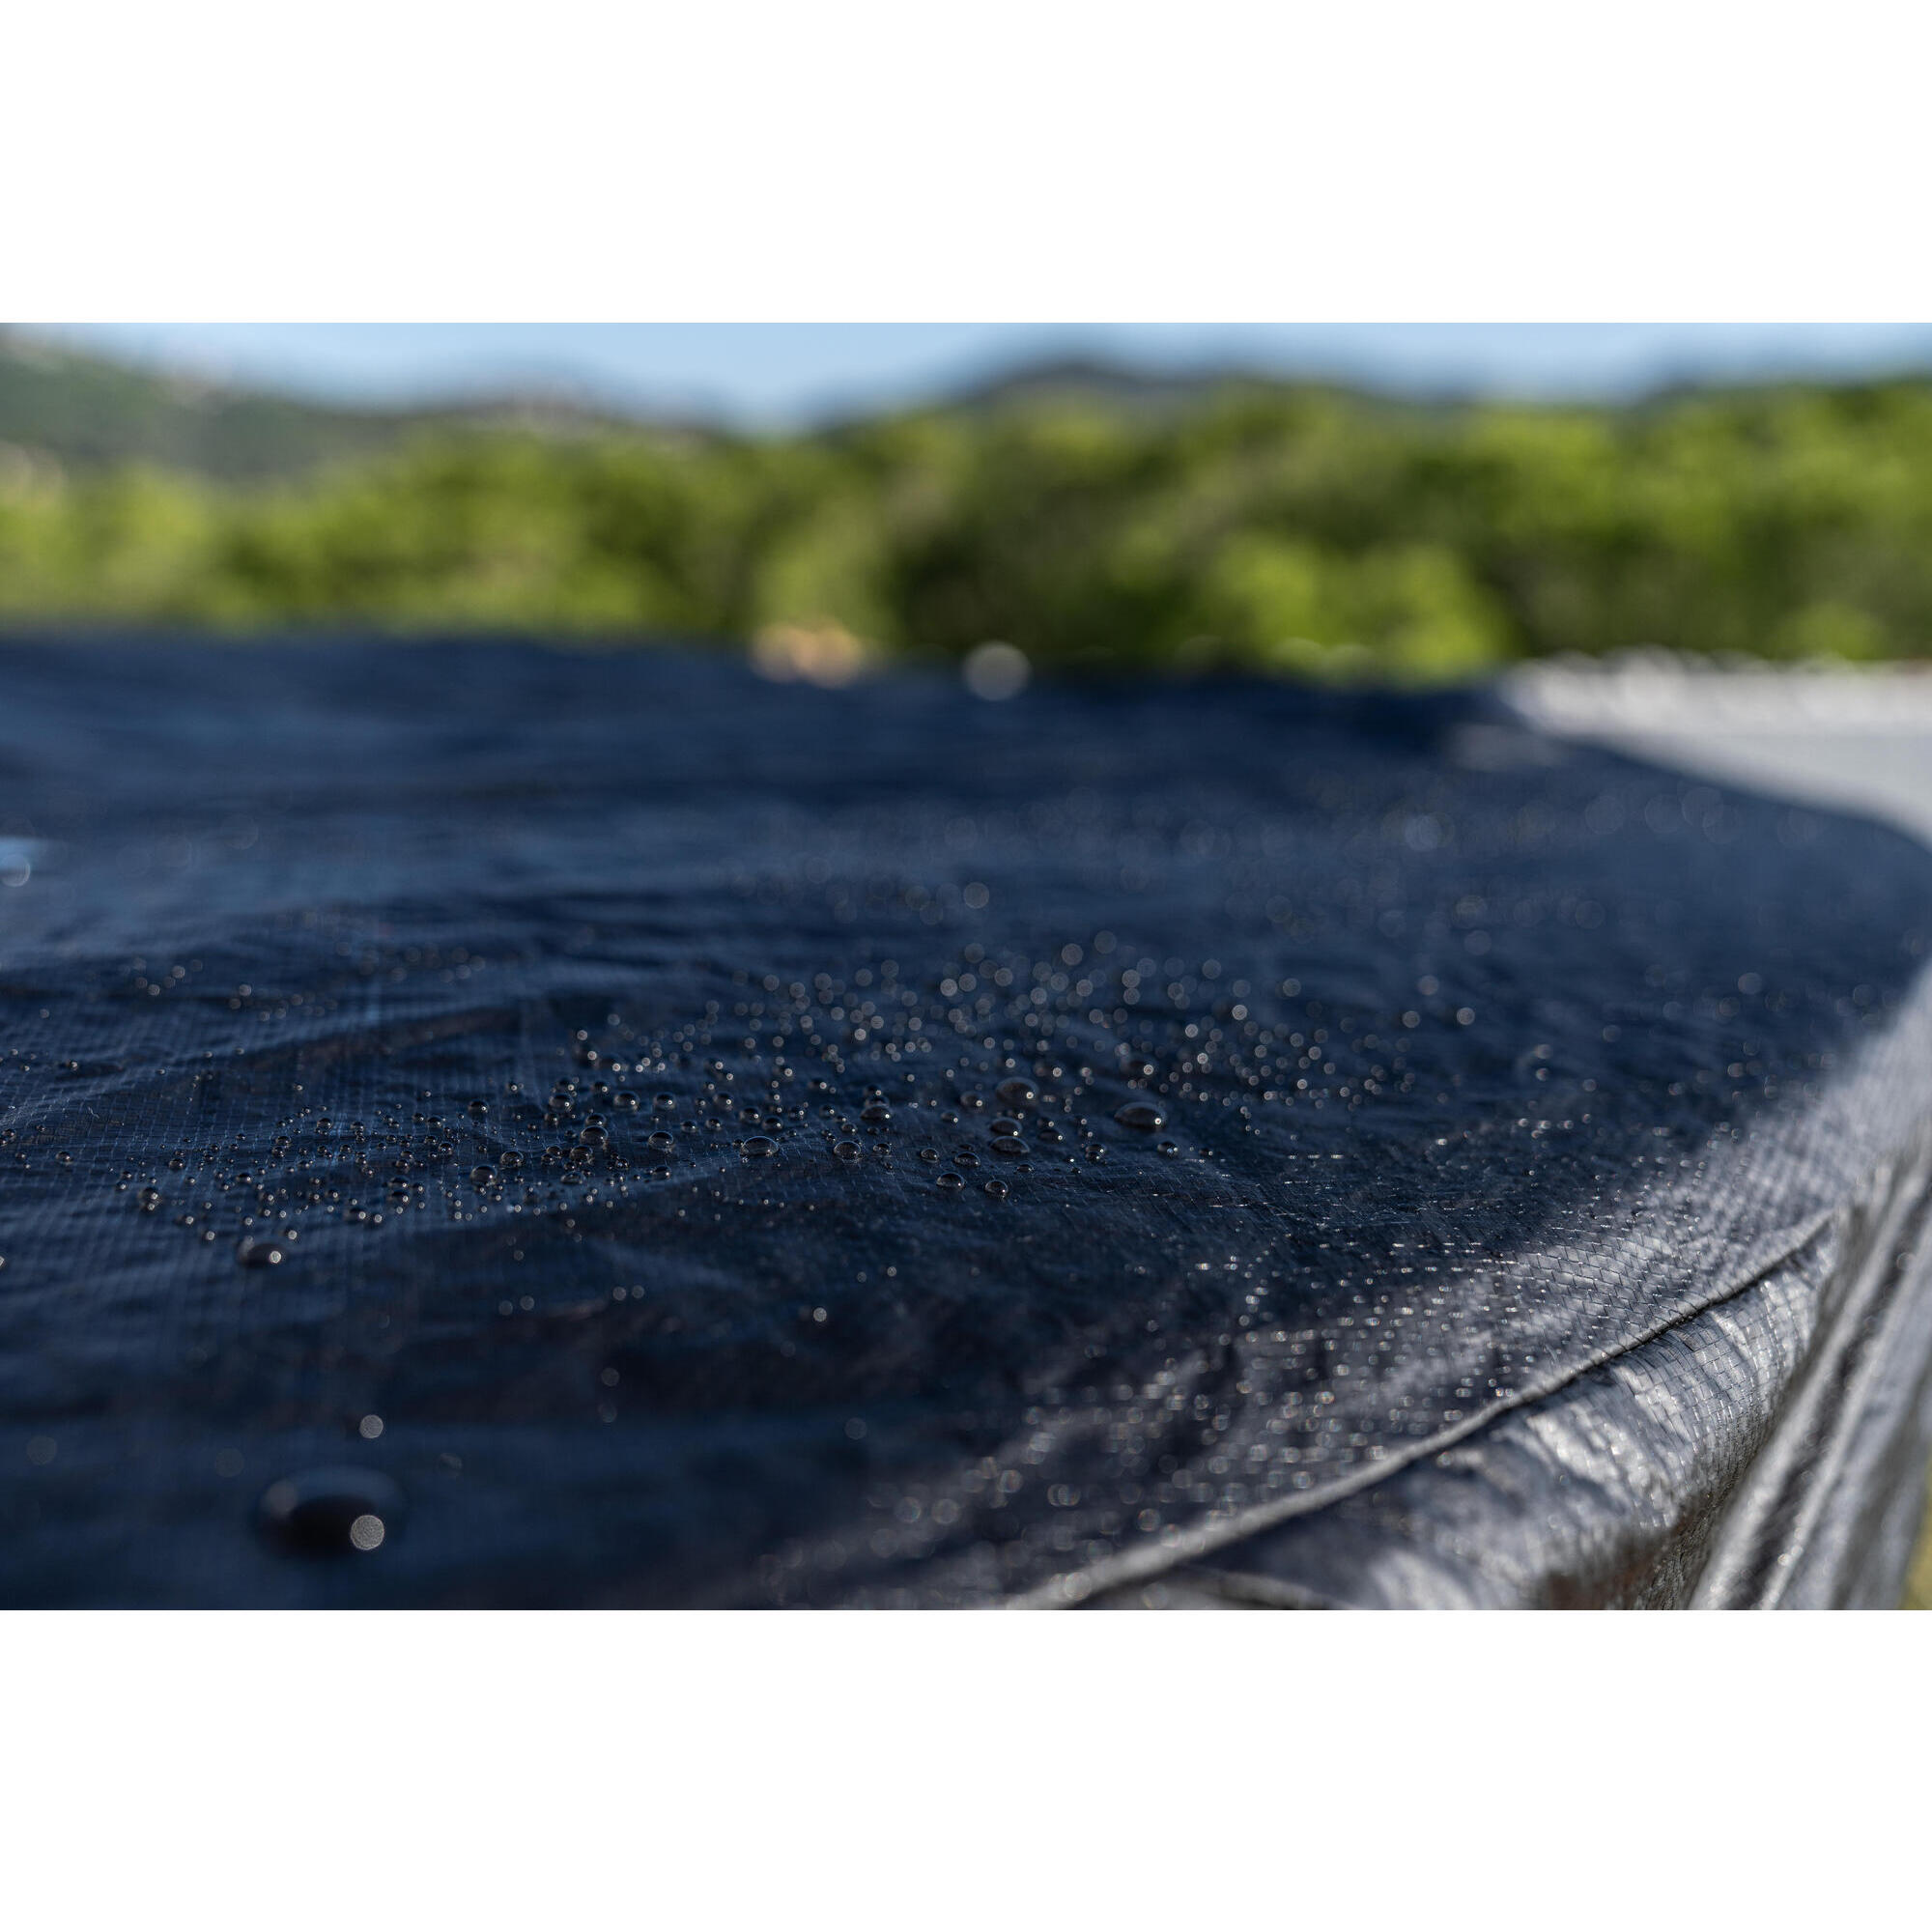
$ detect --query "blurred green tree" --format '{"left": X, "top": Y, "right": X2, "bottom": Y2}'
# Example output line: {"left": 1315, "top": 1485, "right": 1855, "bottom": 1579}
{"left": 7, "top": 378, "right": 1932, "bottom": 681}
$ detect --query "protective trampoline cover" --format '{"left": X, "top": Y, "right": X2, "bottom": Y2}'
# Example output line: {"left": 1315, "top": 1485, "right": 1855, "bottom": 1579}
{"left": 2, "top": 638, "right": 1930, "bottom": 1608}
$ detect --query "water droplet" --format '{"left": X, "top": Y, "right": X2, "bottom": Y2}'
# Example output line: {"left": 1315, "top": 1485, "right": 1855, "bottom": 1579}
{"left": 611, "top": 1091, "right": 640, "bottom": 1111}
{"left": 936, "top": 1171, "right": 964, "bottom": 1190}
{"left": 1114, "top": 1101, "right": 1167, "bottom": 1131}
{"left": 983, "top": 1179, "right": 1009, "bottom": 1200}
{"left": 136, "top": 1185, "right": 163, "bottom": 1212}
{"left": 1085, "top": 1145, "right": 1107, "bottom": 1162}
{"left": 990, "top": 1135, "right": 1027, "bottom": 1157}
{"left": 1156, "top": 1140, "right": 1181, "bottom": 1157}
{"left": 963, "top": 640, "right": 1030, "bottom": 700}
{"left": 834, "top": 1140, "right": 862, "bottom": 1160}
{"left": 258, "top": 1467, "right": 405, "bottom": 1556}
{"left": 236, "top": 1236, "right": 286, "bottom": 1267}
{"left": 995, "top": 1078, "right": 1037, "bottom": 1109}
{"left": 860, "top": 1102, "right": 893, "bottom": 1125}
{"left": 989, "top": 1117, "right": 1023, "bottom": 1137}
{"left": 470, "top": 1165, "right": 497, "bottom": 1184}
{"left": 743, "top": 1136, "right": 778, "bottom": 1158}
{"left": 468, "top": 1098, "right": 489, "bottom": 1118}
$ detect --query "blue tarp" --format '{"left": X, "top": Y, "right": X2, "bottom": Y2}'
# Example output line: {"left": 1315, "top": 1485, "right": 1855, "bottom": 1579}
{"left": 3, "top": 638, "right": 1928, "bottom": 1605}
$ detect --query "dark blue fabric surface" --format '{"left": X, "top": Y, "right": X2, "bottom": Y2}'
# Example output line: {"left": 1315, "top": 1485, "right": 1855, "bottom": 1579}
{"left": 2, "top": 638, "right": 1927, "bottom": 1605}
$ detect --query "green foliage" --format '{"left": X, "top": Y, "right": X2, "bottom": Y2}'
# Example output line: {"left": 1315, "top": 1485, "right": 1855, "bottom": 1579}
{"left": 8, "top": 377, "right": 1932, "bottom": 680}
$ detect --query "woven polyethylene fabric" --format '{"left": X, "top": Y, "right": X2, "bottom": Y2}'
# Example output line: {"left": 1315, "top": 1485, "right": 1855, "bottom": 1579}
{"left": 2, "top": 639, "right": 1929, "bottom": 1607}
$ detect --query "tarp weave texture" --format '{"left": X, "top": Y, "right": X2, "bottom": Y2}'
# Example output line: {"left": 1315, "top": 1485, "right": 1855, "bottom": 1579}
{"left": 3, "top": 639, "right": 1929, "bottom": 1606}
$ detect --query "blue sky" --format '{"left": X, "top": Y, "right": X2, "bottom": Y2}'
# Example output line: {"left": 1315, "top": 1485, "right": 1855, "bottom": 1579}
{"left": 43, "top": 325, "right": 1932, "bottom": 426}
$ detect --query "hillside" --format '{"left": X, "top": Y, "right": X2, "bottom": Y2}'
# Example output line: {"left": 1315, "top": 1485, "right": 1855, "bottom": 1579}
{"left": 0, "top": 330, "right": 661, "bottom": 479}
{"left": 5, "top": 334, "right": 1932, "bottom": 680}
